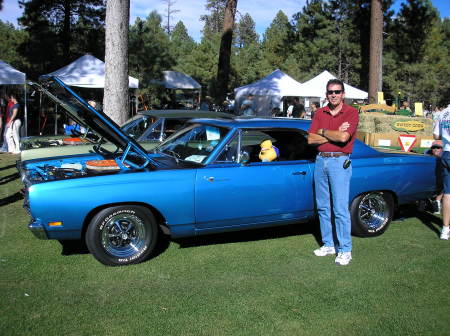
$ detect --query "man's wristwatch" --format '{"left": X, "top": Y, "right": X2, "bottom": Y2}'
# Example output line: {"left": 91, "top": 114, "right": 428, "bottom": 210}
{"left": 321, "top": 129, "right": 326, "bottom": 136}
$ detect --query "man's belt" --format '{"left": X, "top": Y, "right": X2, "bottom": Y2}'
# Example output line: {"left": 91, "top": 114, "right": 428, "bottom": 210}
{"left": 318, "top": 152, "right": 349, "bottom": 157}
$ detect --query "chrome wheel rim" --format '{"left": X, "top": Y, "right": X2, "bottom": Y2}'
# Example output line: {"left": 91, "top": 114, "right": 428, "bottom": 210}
{"left": 100, "top": 213, "right": 147, "bottom": 259}
{"left": 358, "top": 193, "right": 389, "bottom": 232}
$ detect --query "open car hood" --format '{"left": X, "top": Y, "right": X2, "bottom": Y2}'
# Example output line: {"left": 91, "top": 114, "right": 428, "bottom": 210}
{"left": 32, "top": 76, "right": 152, "bottom": 168}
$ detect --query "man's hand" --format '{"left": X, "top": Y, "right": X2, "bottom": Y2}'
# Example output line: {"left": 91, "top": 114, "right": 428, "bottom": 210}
{"left": 339, "top": 122, "right": 350, "bottom": 132}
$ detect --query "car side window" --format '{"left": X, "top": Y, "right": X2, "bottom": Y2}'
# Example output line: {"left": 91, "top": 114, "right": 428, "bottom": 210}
{"left": 143, "top": 120, "right": 163, "bottom": 141}
{"left": 164, "top": 119, "right": 187, "bottom": 138}
{"left": 215, "top": 128, "right": 317, "bottom": 164}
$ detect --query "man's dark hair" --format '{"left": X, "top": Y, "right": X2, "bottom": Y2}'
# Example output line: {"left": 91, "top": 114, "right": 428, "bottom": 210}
{"left": 311, "top": 102, "right": 319, "bottom": 108}
{"left": 326, "top": 79, "right": 345, "bottom": 92}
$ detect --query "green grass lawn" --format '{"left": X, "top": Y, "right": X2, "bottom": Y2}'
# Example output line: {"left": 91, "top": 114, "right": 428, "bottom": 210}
{"left": 1, "top": 153, "right": 449, "bottom": 336}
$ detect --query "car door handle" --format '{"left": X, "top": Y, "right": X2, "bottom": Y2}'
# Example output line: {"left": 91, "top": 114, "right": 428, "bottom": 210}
{"left": 204, "top": 176, "right": 215, "bottom": 182}
{"left": 292, "top": 171, "right": 307, "bottom": 175}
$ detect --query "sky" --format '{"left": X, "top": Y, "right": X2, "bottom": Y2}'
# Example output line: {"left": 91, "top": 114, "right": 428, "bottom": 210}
{"left": 1, "top": 0, "right": 449, "bottom": 42}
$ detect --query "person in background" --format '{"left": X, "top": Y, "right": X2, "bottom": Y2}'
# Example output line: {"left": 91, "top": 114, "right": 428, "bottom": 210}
{"left": 310, "top": 101, "right": 320, "bottom": 120}
{"left": 286, "top": 99, "right": 294, "bottom": 118}
{"left": 307, "top": 79, "right": 359, "bottom": 266}
{"left": 0, "top": 94, "right": 13, "bottom": 153}
{"left": 292, "top": 97, "right": 305, "bottom": 118}
{"left": 5, "top": 93, "right": 21, "bottom": 154}
{"left": 424, "top": 140, "right": 444, "bottom": 214}
{"left": 240, "top": 94, "right": 255, "bottom": 117}
{"left": 433, "top": 106, "right": 450, "bottom": 240}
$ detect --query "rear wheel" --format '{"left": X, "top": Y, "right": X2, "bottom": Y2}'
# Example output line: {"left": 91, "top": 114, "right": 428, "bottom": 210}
{"left": 85, "top": 205, "right": 158, "bottom": 266}
{"left": 350, "top": 192, "right": 394, "bottom": 237}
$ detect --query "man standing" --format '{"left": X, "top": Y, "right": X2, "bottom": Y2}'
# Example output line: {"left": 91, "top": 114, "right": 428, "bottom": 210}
{"left": 307, "top": 79, "right": 359, "bottom": 266}
{"left": 433, "top": 103, "right": 450, "bottom": 240}
{"left": 240, "top": 94, "right": 255, "bottom": 116}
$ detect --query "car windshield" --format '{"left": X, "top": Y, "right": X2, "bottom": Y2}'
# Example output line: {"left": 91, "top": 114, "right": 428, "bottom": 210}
{"left": 121, "top": 115, "right": 154, "bottom": 139}
{"left": 156, "top": 124, "right": 230, "bottom": 164}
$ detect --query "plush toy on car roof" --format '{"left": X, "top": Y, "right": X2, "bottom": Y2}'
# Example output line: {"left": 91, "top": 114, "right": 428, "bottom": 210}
{"left": 259, "top": 139, "right": 279, "bottom": 162}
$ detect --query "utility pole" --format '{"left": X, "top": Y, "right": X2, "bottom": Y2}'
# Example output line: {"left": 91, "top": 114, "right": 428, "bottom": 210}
{"left": 368, "top": 0, "right": 383, "bottom": 103}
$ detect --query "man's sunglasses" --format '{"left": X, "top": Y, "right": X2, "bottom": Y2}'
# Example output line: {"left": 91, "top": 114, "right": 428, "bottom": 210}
{"left": 431, "top": 146, "right": 442, "bottom": 149}
{"left": 327, "top": 90, "right": 343, "bottom": 95}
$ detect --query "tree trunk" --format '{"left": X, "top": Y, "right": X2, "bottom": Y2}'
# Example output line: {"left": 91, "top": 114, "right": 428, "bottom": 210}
{"left": 62, "top": 0, "right": 72, "bottom": 65}
{"left": 103, "top": 0, "right": 130, "bottom": 124}
{"left": 368, "top": 0, "right": 383, "bottom": 103}
{"left": 215, "top": 0, "right": 237, "bottom": 105}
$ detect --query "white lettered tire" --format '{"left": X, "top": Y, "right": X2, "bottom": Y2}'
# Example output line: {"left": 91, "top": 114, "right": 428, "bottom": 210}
{"left": 86, "top": 205, "right": 158, "bottom": 266}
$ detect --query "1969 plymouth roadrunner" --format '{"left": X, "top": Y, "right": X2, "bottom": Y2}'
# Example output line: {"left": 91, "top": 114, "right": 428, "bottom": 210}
{"left": 20, "top": 77, "right": 438, "bottom": 266}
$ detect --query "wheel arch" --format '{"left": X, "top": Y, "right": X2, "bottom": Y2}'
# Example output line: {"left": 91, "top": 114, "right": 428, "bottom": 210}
{"left": 81, "top": 202, "right": 169, "bottom": 240}
{"left": 351, "top": 189, "right": 398, "bottom": 208}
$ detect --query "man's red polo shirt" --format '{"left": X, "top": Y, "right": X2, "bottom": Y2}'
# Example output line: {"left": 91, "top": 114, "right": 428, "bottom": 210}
{"left": 308, "top": 103, "right": 359, "bottom": 154}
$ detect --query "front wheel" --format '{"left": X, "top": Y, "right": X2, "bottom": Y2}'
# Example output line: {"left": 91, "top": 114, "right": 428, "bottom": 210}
{"left": 350, "top": 192, "right": 394, "bottom": 237}
{"left": 85, "top": 205, "right": 158, "bottom": 266}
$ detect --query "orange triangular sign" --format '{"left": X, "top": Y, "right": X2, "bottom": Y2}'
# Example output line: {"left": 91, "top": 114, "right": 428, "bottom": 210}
{"left": 398, "top": 134, "right": 417, "bottom": 152}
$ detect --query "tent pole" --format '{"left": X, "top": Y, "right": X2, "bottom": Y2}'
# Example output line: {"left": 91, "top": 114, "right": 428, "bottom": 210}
{"left": 24, "top": 83, "right": 28, "bottom": 137}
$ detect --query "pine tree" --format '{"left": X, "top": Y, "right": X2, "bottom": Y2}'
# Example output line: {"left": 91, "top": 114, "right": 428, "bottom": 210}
{"left": 261, "top": 10, "right": 294, "bottom": 71}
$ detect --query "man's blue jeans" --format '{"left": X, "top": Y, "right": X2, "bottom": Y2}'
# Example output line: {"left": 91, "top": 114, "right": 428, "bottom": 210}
{"left": 314, "top": 154, "right": 352, "bottom": 252}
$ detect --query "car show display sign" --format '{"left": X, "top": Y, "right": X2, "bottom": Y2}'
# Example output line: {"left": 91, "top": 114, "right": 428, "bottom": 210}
{"left": 391, "top": 120, "right": 425, "bottom": 132}
{"left": 398, "top": 134, "right": 417, "bottom": 152}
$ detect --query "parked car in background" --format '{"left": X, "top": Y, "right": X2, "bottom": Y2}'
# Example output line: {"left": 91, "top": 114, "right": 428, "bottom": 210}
{"left": 20, "top": 77, "right": 438, "bottom": 266}
{"left": 21, "top": 92, "right": 232, "bottom": 161}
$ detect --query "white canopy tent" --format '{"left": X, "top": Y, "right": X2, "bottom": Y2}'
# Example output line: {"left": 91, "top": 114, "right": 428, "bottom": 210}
{"left": 298, "top": 70, "right": 368, "bottom": 101}
{"left": 234, "top": 69, "right": 304, "bottom": 116}
{"left": 0, "top": 60, "right": 28, "bottom": 136}
{"left": 43, "top": 54, "right": 139, "bottom": 88}
{"left": 157, "top": 71, "right": 201, "bottom": 90}
{"left": 41, "top": 55, "right": 139, "bottom": 134}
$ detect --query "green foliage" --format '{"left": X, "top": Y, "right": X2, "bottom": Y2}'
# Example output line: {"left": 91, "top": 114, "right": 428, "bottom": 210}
{"left": 3, "top": 0, "right": 449, "bottom": 107}
{"left": 17, "top": 0, "right": 106, "bottom": 79}
{"left": 129, "top": 12, "right": 175, "bottom": 107}
{"left": 261, "top": 10, "right": 294, "bottom": 70}
{"left": 0, "top": 20, "right": 28, "bottom": 69}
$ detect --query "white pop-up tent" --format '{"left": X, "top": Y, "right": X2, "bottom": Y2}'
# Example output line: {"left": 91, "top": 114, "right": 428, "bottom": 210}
{"left": 298, "top": 70, "right": 368, "bottom": 100}
{"left": 0, "top": 60, "right": 28, "bottom": 136}
{"left": 157, "top": 70, "right": 201, "bottom": 90}
{"left": 40, "top": 55, "right": 139, "bottom": 134}
{"left": 234, "top": 69, "right": 304, "bottom": 116}
{"left": 43, "top": 54, "right": 139, "bottom": 88}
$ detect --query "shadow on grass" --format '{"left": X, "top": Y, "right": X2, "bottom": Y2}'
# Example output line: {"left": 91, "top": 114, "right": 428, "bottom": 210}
{"left": 174, "top": 220, "right": 321, "bottom": 249}
{"left": 395, "top": 204, "right": 442, "bottom": 237}
{"left": 0, "top": 172, "right": 19, "bottom": 185}
{"left": 0, "top": 163, "right": 16, "bottom": 172}
{"left": 0, "top": 191, "right": 23, "bottom": 206}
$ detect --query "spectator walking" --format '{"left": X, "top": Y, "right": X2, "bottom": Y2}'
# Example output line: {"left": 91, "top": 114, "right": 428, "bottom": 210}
{"left": 433, "top": 105, "right": 450, "bottom": 240}
{"left": 307, "top": 79, "right": 359, "bottom": 266}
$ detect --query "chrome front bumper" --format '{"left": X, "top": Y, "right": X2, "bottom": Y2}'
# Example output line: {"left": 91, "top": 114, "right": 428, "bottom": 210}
{"left": 28, "top": 219, "right": 49, "bottom": 240}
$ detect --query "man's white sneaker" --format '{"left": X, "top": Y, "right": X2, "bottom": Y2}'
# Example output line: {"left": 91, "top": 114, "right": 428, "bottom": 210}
{"left": 440, "top": 227, "right": 449, "bottom": 240}
{"left": 335, "top": 252, "right": 352, "bottom": 266}
{"left": 313, "top": 246, "right": 336, "bottom": 256}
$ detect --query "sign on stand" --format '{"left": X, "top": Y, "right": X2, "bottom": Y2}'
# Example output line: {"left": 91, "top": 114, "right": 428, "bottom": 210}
{"left": 398, "top": 134, "right": 417, "bottom": 152}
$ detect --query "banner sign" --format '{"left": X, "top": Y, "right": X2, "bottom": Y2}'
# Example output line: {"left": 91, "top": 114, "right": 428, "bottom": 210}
{"left": 398, "top": 134, "right": 417, "bottom": 152}
{"left": 392, "top": 120, "right": 425, "bottom": 132}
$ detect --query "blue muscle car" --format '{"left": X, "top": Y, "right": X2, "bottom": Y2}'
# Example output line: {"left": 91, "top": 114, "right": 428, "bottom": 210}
{"left": 20, "top": 77, "right": 438, "bottom": 266}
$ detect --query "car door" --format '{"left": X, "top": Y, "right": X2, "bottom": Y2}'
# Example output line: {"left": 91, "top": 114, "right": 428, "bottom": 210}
{"left": 194, "top": 128, "right": 315, "bottom": 232}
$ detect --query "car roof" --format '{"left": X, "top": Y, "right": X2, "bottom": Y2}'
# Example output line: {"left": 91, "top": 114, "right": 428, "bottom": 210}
{"left": 189, "top": 117, "right": 312, "bottom": 130}
{"left": 137, "top": 110, "right": 234, "bottom": 119}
